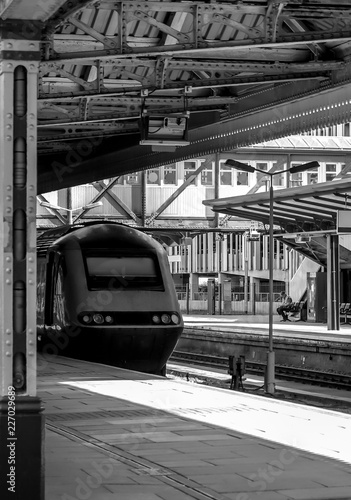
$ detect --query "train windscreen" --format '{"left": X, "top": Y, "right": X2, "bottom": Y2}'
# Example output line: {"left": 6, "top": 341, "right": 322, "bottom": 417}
{"left": 84, "top": 253, "right": 164, "bottom": 290}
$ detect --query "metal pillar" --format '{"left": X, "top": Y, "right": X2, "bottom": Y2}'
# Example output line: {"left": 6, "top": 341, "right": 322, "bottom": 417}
{"left": 66, "top": 186, "right": 73, "bottom": 225}
{"left": 217, "top": 234, "right": 222, "bottom": 315}
{"left": 327, "top": 234, "right": 340, "bottom": 331}
{"left": 243, "top": 234, "right": 249, "bottom": 314}
{"left": 141, "top": 170, "right": 146, "bottom": 226}
{"left": 0, "top": 36, "right": 44, "bottom": 499}
{"left": 214, "top": 153, "right": 220, "bottom": 227}
{"left": 265, "top": 178, "right": 275, "bottom": 394}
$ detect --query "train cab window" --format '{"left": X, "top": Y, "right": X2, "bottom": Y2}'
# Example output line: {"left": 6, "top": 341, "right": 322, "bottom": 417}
{"left": 84, "top": 253, "right": 164, "bottom": 291}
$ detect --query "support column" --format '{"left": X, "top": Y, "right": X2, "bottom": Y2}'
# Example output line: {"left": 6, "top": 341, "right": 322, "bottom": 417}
{"left": 243, "top": 234, "right": 249, "bottom": 314}
{"left": 66, "top": 186, "right": 73, "bottom": 225}
{"left": 250, "top": 278, "right": 260, "bottom": 315}
{"left": 223, "top": 280, "right": 232, "bottom": 314}
{"left": 214, "top": 153, "right": 219, "bottom": 227}
{"left": 141, "top": 170, "right": 146, "bottom": 226}
{"left": 189, "top": 273, "right": 199, "bottom": 300}
{"left": 0, "top": 35, "right": 44, "bottom": 499}
{"left": 327, "top": 234, "right": 340, "bottom": 331}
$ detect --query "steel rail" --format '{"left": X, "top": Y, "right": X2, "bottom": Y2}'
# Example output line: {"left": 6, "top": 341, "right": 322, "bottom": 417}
{"left": 171, "top": 351, "right": 351, "bottom": 390}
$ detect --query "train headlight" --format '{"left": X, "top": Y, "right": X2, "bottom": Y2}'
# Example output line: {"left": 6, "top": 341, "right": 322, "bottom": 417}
{"left": 93, "top": 313, "right": 104, "bottom": 324}
{"left": 152, "top": 315, "right": 161, "bottom": 324}
{"left": 104, "top": 315, "right": 113, "bottom": 324}
{"left": 82, "top": 314, "right": 92, "bottom": 324}
{"left": 171, "top": 314, "right": 180, "bottom": 325}
{"left": 161, "top": 314, "right": 171, "bottom": 324}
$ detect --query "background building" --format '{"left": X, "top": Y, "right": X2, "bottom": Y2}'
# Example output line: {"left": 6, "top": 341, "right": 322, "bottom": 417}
{"left": 37, "top": 130, "right": 351, "bottom": 314}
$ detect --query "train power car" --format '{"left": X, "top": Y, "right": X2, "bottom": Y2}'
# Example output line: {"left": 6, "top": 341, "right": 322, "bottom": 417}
{"left": 36, "top": 222, "right": 183, "bottom": 374}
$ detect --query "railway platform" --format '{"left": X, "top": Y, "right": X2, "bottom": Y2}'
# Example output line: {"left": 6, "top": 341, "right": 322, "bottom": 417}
{"left": 180, "top": 314, "right": 351, "bottom": 381}
{"left": 39, "top": 355, "right": 351, "bottom": 500}
{"left": 183, "top": 314, "right": 351, "bottom": 343}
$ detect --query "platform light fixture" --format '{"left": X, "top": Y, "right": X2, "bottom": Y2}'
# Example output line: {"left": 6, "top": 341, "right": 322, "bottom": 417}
{"left": 224, "top": 159, "right": 320, "bottom": 394}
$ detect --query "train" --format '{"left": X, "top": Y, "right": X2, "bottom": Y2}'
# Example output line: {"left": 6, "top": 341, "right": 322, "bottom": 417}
{"left": 36, "top": 221, "right": 183, "bottom": 374}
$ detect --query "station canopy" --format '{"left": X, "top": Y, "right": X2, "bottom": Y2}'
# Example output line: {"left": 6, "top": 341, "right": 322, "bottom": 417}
{"left": 203, "top": 177, "right": 351, "bottom": 267}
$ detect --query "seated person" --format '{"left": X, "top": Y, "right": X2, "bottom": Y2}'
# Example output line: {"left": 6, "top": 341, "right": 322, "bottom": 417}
{"left": 276, "top": 291, "right": 293, "bottom": 322}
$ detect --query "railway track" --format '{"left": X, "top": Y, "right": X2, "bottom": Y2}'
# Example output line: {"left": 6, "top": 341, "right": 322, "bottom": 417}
{"left": 170, "top": 350, "right": 351, "bottom": 391}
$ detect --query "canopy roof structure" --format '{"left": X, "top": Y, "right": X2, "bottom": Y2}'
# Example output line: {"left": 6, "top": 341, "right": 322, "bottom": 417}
{"left": 203, "top": 177, "right": 351, "bottom": 233}
{"left": 203, "top": 176, "right": 351, "bottom": 266}
{"left": 2, "top": 0, "right": 351, "bottom": 192}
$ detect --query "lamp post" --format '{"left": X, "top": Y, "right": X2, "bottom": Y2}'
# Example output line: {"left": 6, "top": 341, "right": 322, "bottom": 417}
{"left": 39, "top": 200, "right": 103, "bottom": 224}
{"left": 224, "top": 159, "right": 320, "bottom": 394}
{"left": 243, "top": 231, "right": 249, "bottom": 314}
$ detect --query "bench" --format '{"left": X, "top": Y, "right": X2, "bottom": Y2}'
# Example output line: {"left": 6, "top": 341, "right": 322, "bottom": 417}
{"left": 340, "top": 302, "right": 351, "bottom": 324}
{"left": 287, "top": 301, "right": 307, "bottom": 322}
{"left": 317, "top": 302, "right": 350, "bottom": 324}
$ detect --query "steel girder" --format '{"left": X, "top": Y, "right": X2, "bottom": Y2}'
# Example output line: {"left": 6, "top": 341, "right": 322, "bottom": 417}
{"left": 35, "top": 0, "right": 351, "bottom": 154}
{"left": 2, "top": 1, "right": 351, "bottom": 190}
{"left": 37, "top": 77, "right": 351, "bottom": 193}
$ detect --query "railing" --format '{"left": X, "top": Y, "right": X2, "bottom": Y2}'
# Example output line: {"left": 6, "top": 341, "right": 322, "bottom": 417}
{"left": 176, "top": 290, "right": 285, "bottom": 310}
{"left": 256, "top": 292, "right": 282, "bottom": 302}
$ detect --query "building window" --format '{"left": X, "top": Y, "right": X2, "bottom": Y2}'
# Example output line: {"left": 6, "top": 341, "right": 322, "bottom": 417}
{"left": 290, "top": 164, "right": 303, "bottom": 187}
{"left": 125, "top": 173, "right": 140, "bottom": 185}
{"left": 201, "top": 164, "right": 213, "bottom": 185}
{"left": 290, "top": 172, "right": 302, "bottom": 187}
{"left": 255, "top": 162, "right": 268, "bottom": 178}
{"left": 307, "top": 168, "right": 319, "bottom": 184}
{"left": 253, "top": 162, "right": 268, "bottom": 186}
{"left": 163, "top": 165, "right": 177, "bottom": 185}
{"left": 272, "top": 163, "right": 283, "bottom": 186}
{"left": 326, "top": 163, "right": 336, "bottom": 181}
{"left": 236, "top": 171, "right": 249, "bottom": 186}
{"left": 100, "top": 177, "right": 123, "bottom": 185}
{"left": 184, "top": 161, "right": 197, "bottom": 184}
{"left": 220, "top": 163, "right": 233, "bottom": 185}
{"left": 147, "top": 169, "right": 161, "bottom": 185}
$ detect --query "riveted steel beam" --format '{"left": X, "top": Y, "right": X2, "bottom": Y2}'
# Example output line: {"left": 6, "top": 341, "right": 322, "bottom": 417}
{"left": 0, "top": 37, "right": 39, "bottom": 397}
{"left": 37, "top": 95, "right": 237, "bottom": 125}
{"left": 47, "top": 1, "right": 351, "bottom": 60}
{"left": 87, "top": 179, "right": 141, "bottom": 223}
{"left": 37, "top": 78, "right": 351, "bottom": 193}
{"left": 0, "top": 0, "right": 67, "bottom": 21}
{"left": 39, "top": 55, "right": 337, "bottom": 100}
{"left": 0, "top": 31, "right": 44, "bottom": 500}
{"left": 67, "top": 16, "right": 120, "bottom": 50}
{"left": 44, "top": 0, "right": 98, "bottom": 32}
